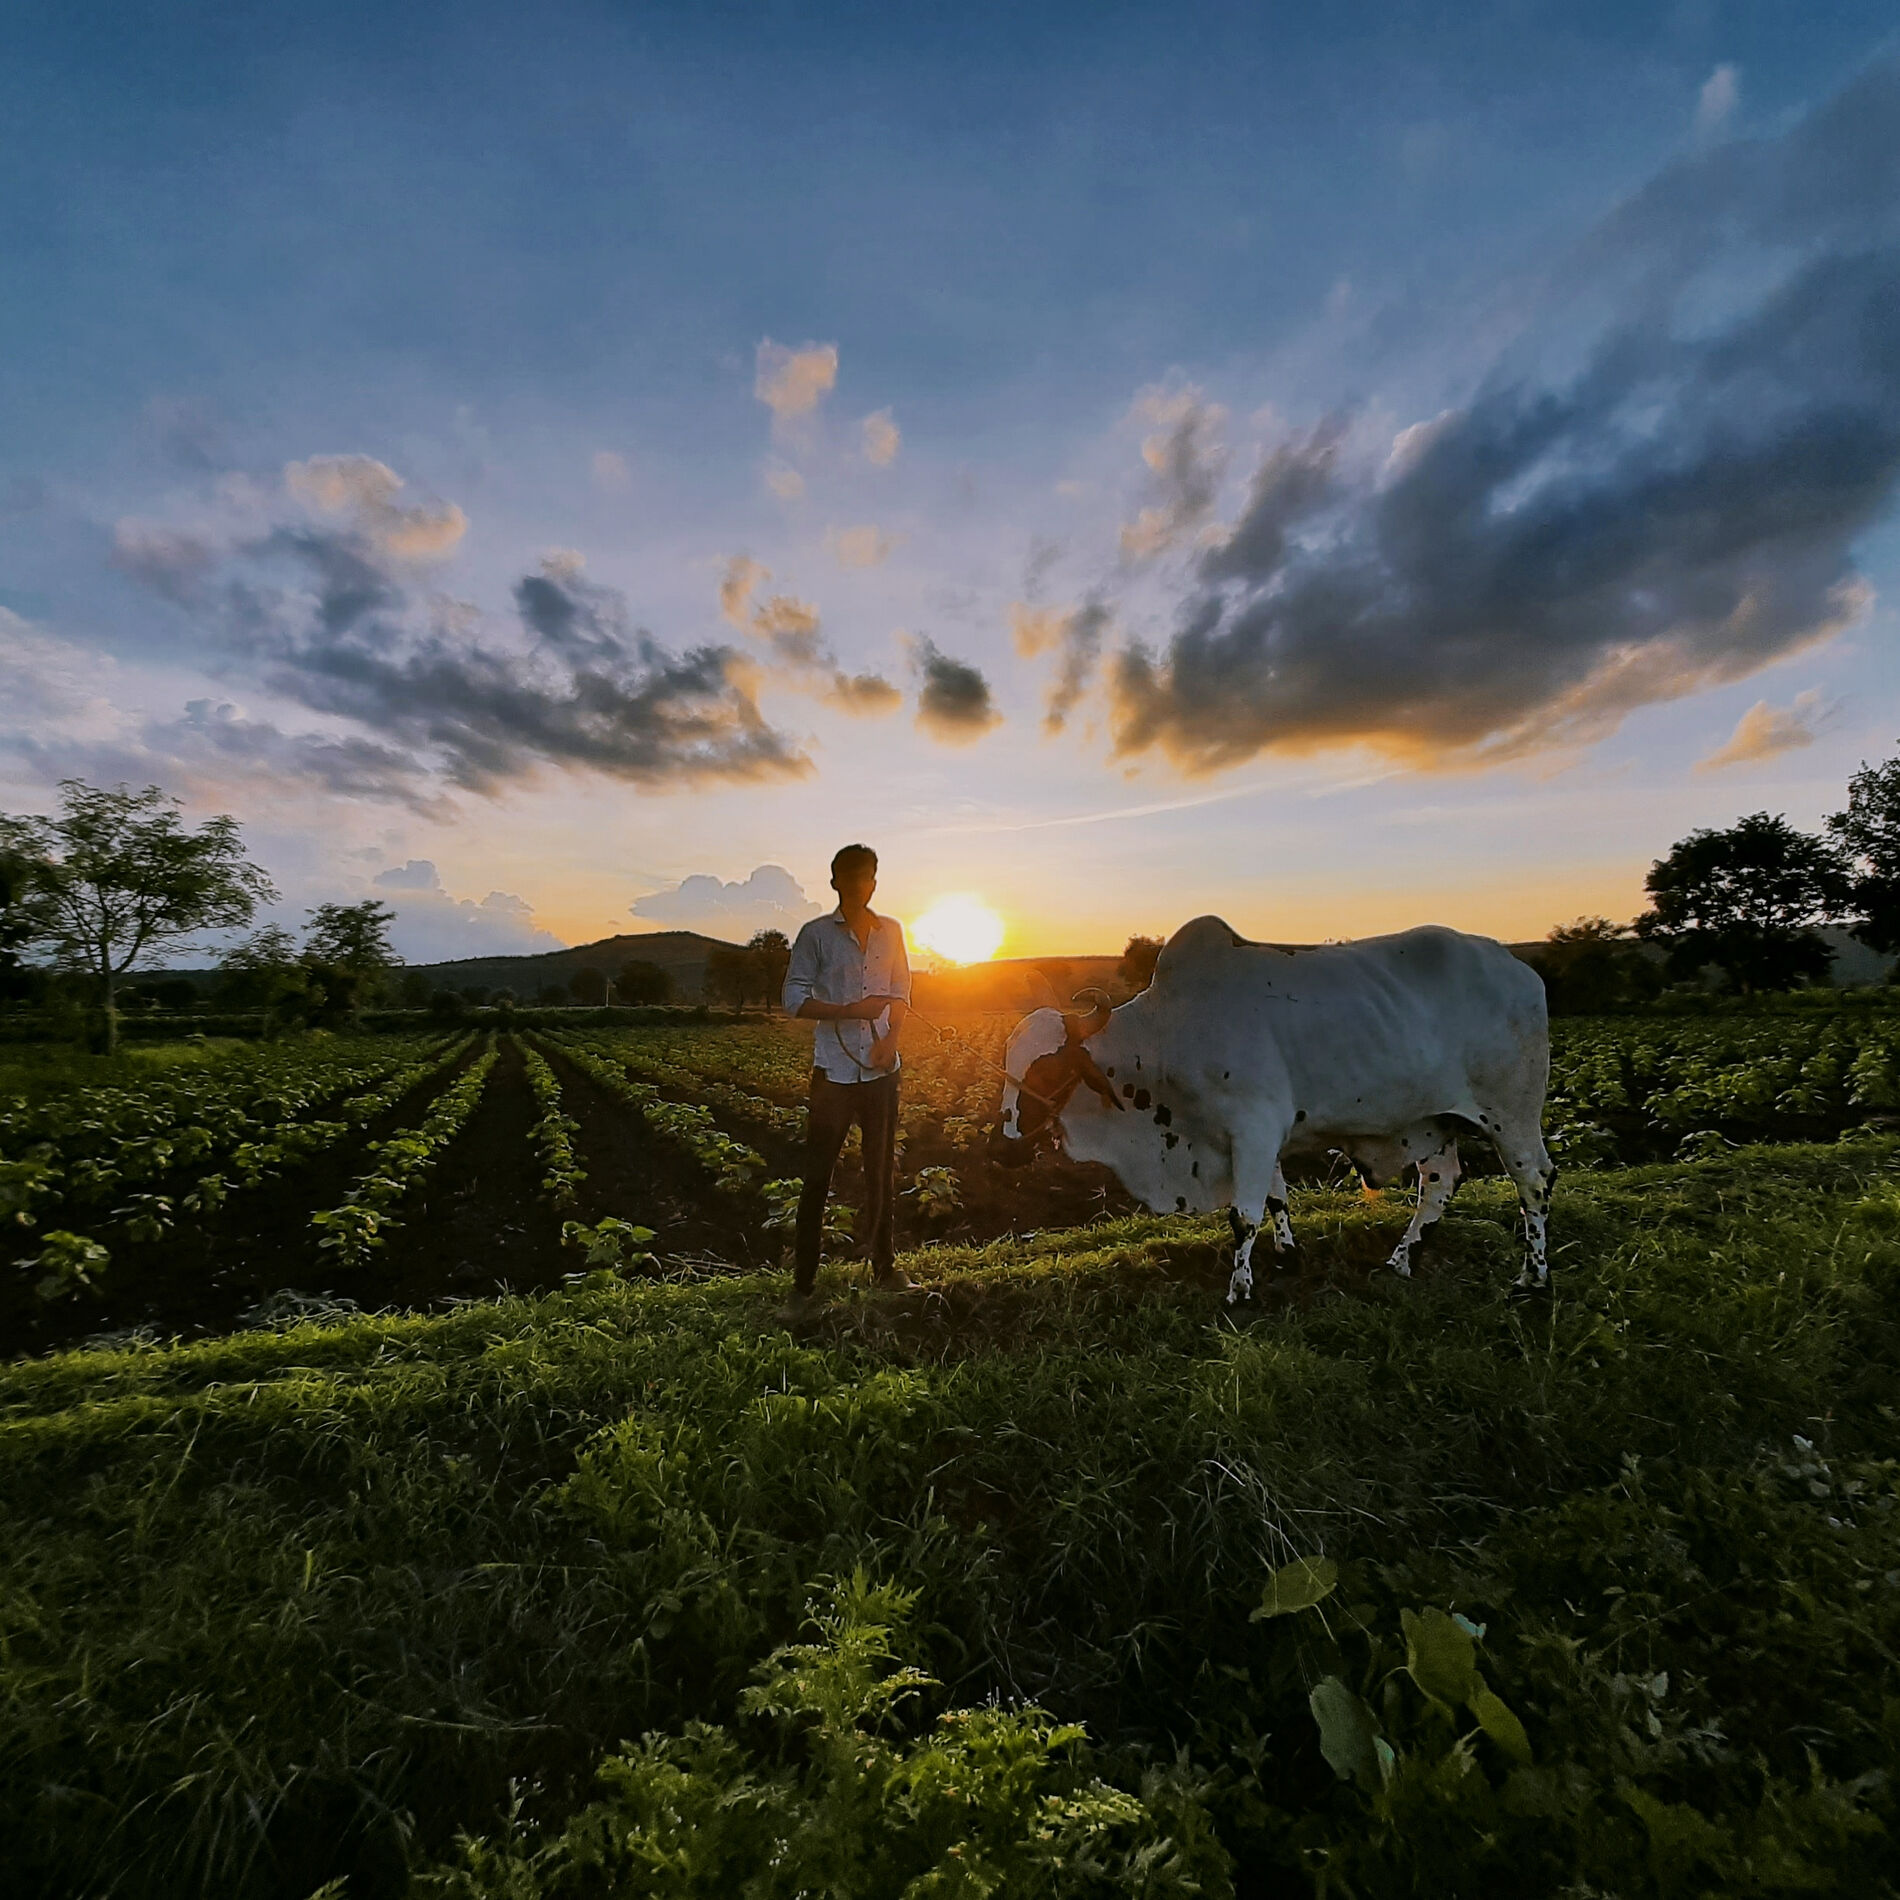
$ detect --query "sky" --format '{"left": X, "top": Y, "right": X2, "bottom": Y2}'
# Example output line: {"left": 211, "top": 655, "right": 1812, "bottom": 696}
{"left": 3, "top": 0, "right": 1899, "bottom": 962}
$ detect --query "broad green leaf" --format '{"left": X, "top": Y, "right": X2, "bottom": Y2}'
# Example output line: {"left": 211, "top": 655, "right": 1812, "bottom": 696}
{"left": 1402, "top": 1606, "right": 1480, "bottom": 1708}
{"left": 1309, "top": 1676, "right": 1383, "bottom": 1789}
{"left": 1251, "top": 1555, "right": 1339, "bottom": 1620}
{"left": 1470, "top": 1683, "right": 1532, "bottom": 1765}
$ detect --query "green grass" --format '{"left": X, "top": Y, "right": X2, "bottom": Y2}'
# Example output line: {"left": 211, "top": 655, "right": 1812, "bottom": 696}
{"left": 3, "top": 1145, "right": 1898, "bottom": 1896}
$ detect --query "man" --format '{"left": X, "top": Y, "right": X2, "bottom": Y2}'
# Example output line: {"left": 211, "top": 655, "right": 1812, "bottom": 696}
{"left": 779, "top": 843, "right": 914, "bottom": 1312}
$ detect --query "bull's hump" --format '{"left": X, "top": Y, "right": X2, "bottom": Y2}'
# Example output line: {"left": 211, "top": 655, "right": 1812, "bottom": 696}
{"left": 1159, "top": 915, "right": 1260, "bottom": 968}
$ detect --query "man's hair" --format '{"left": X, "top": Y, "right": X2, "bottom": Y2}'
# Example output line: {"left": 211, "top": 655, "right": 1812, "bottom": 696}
{"left": 831, "top": 843, "right": 878, "bottom": 880}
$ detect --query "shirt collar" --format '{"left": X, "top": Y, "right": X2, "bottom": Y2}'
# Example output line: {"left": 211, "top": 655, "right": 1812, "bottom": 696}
{"left": 828, "top": 905, "right": 882, "bottom": 930}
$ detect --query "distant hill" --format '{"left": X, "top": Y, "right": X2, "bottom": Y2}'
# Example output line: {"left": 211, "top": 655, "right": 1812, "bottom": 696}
{"left": 398, "top": 930, "right": 740, "bottom": 1002}
{"left": 155, "top": 929, "right": 744, "bottom": 1003}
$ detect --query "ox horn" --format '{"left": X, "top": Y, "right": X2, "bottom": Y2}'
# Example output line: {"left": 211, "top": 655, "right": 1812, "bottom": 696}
{"left": 1066, "top": 986, "right": 1113, "bottom": 1039}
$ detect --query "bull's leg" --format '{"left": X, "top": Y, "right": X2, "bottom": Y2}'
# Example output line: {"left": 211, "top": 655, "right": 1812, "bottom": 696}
{"left": 1385, "top": 1138, "right": 1460, "bottom": 1278}
{"left": 1225, "top": 1138, "right": 1291, "bottom": 1304}
{"left": 1493, "top": 1123, "right": 1558, "bottom": 1291}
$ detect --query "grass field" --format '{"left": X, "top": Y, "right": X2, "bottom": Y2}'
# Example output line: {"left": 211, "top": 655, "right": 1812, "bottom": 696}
{"left": 4, "top": 1041, "right": 1899, "bottom": 1896}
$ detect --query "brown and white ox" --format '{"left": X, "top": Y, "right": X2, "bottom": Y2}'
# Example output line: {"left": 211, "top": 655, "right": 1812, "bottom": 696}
{"left": 992, "top": 917, "right": 1556, "bottom": 1300}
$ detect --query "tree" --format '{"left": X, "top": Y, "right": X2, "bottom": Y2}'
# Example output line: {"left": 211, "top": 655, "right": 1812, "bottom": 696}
{"left": 302, "top": 898, "right": 401, "bottom": 1023}
{"left": 0, "top": 818, "right": 50, "bottom": 1005}
{"left": 1635, "top": 812, "right": 1852, "bottom": 995}
{"left": 3, "top": 781, "right": 275, "bottom": 1053}
{"left": 569, "top": 967, "right": 608, "bottom": 1006}
{"left": 615, "top": 957, "right": 673, "bottom": 1006}
{"left": 397, "top": 969, "right": 432, "bottom": 1009}
{"left": 1118, "top": 935, "right": 1164, "bottom": 994}
{"left": 217, "top": 924, "right": 309, "bottom": 1031}
{"left": 1522, "top": 918, "right": 1661, "bottom": 1015}
{"left": 1825, "top": 750, "right": 1900, "bottom": 953}
{"left": 705, "top": 944, "right": 753, "bottom": 1016}
{"left": 747, "top": 930, "right": 792, "bottom": 1010}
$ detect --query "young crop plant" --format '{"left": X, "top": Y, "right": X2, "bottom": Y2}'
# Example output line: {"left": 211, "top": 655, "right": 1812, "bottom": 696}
{"left": 546, "top": 1035, "right": 767, "bottom": 1198}
{"left": 24, "top": 1228, "right": 111, "bottom": 1301}
{"left": 519, "top": 1040, "right": 587, "bottom": 1207}
{"left": 420, "top": 1572, "right": 1229, "bottom": 1899}
{"left": 559, "top": 1215, "right": 657, "bottom": 1272}
{"left": 907, "top": 1163, "right": 963, "bottom": 1222}
{"left": 309, "top": 1038, "right": 499, "bottom": 1268}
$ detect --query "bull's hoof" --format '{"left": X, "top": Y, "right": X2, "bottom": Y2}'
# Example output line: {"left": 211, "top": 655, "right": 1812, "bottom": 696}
{"left": 1506, "top": 1275, "right": 1551, "bottom": 1303}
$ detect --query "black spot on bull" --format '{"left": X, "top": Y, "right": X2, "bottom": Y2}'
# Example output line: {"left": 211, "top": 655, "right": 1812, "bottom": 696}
{"left": 1176, "top": 1195, "right": 1188, "bottom": 1211}
{"left": 1153, "top": 1103, "right": 1172, "bottom": 1126}
{"left": 1164, "top": 1132, "right": 1179, "bottom": 1148}
{"left": 1122, "top": 1083, "right": 1135, "bottom": 1098}
{"left": 1134, "top": 1089, "right": 1151, "bottom": 1109}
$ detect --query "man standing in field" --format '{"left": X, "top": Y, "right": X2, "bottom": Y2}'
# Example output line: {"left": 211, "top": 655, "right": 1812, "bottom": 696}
{"left": 779, "top": 843, "right": 913, "bottom": 1314}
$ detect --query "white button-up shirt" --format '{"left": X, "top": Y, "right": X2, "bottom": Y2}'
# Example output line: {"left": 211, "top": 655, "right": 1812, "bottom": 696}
{"left": 782, "top": 907, "right": 913, "bottom": 1083}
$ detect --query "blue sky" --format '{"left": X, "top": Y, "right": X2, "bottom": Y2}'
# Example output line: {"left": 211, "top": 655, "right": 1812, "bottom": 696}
{"left": 3, "top": 1, "right": 1898, "bottom": 959}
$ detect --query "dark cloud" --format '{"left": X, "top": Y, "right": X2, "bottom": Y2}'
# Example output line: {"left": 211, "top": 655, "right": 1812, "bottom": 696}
{"left": 1110, "top": 60, "right": 1900, "bottom": 771}
{"left": 120, "top": 522, "right": 815, "bottom": 795}
{"left": 715, "top": 554, "right": 899, "bottom": 717}
{"left": 111, "top": 521, "right": 218, "bottom": 604}
{"left": 912, "top": 636, "right": 1003, "bottom": 744}
{"left": 149, "top": 700, "right": 451, "bottom": 814}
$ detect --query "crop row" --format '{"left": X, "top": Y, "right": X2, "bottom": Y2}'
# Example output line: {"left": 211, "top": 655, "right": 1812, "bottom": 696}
{"left": 545, "top": 1036, "right": 767, "bottom": 1196}
{"left": 21, "top": 1035, "right": 478, "bottom": 1299}
{"left": 310, "top": 1037, "right": 500, "bottom": 1268}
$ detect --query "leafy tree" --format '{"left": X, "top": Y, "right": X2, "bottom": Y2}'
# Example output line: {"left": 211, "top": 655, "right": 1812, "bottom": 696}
{"left": 747, "top": 929, "right": 792, "bottom": 1010}
{"left": 1118, "top": 934, "right": 1164, "bottom": 993}
{"left": 301, "top": 898, "right": 400, "bottom": 1023}
{"left": 0, "top": 818, "right": 50, "bottom": 1005}
{"left": 705, "top": 944, "right": 753, "bottom": 1016}
{"left": 1825, "top": 749, "right": 1900, "bottom": 954}
{"left": 1635, "top": 812, "right": 1852, "bottom": 995}
{"left": 1524, "top": 917, "right": 1662, "bottom": 1015}
{"left": 397, "top": 969, "right": 432, "bottom": 1009}
{"left": 2, "top": 780, "right": 275, "bottom": 1052}
{"left": 614, "top": 957, "right": 673, "bottom": 1005}
{"left": 216, "top": 924, "right": 308, "bottom": 1030}
{"left": 569, "top": 967, "right": 609, "bottom": 1006}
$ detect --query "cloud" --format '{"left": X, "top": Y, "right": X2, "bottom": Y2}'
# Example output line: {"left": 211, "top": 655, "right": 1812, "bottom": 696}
{"left": 111, "top": 520, "right": 217, "bottom": 603}
{"left": 754, "top": 339, "right": 838, "bottom": 427}
{"left": 1695, "top": 63, "right": 1740, "bottom": 141}
{"left": 591, "top": 449, "right": 632, "bottom": 491}
{"left": 763, "top": 463, "right": 807, "bottom": 502}
{"left": 1107, "top": 62, "right": 1900, "bottom": 774}
{"left": 828, "top": 523, "right": 897, "bottom": 568}
{"left": 146, "top": 700, "right": 451, "bottom": 813}
{"left": 1013, "top": 599, "right": 1110, "bottom": 734}
{"left": 861, "top": 408, "right": 901, "bottom": 466}
{"left": 1119, "top": 383, "right": 1229, "bottom": 560}
{"left": 285, "top": 454, "right": 467, "bottom": 559}
{"left": 631, "top": 863, "right": 824, "bottom": 938}
{"left": 716, "top": 555, "right": 899, "bottom": 715}
{"left": 719, "top": 555, "right": 769, "bottom": 629}
{"left": 824, "top": 671, "right": 904, "bottom": 715}
{"left": 126, "top": 526, "right": 815, "bottom": 794}
{"left": 911, "top": 636, "right": 1003, "bottom": 744}
{"left": 1697, "top": 689, "right": 1829, "bottom": 771}
{"left": 363, "top": 859, "right": 566, "bottom": 961}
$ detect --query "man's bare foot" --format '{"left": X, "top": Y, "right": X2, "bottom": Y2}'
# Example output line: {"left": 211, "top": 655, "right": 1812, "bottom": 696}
{"left": 872, "top": 1266, "right": 915, "bottom": 1291}
{"left": 775, "top": 1288, "right": 822, "bottom": 1325}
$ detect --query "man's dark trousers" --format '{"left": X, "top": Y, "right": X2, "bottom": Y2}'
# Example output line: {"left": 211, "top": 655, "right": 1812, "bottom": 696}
{"left": 795, "top": 1068, "right": 898, "bottom": 1292}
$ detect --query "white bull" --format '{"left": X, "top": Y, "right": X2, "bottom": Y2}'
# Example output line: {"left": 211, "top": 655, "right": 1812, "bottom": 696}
{"left": 994, "top": 917, "right": 1556, "bottom": 1300}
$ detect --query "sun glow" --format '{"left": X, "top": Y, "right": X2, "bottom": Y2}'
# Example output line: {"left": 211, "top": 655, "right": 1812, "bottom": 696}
{"left": 910, "top": 894, "right": 1006, "bottom": 965}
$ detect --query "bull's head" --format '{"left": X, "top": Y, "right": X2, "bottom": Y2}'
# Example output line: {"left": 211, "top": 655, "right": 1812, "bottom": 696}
{"left": 990, "top": 989, "right": 1122, "bottom": 1168}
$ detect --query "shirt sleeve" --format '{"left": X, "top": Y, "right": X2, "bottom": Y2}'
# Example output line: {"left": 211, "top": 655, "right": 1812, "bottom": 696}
{"left": 782, "top": 923, "right": 819, "bottom": 1015}
{"left": 888, "top": 921, "right": 913, "bottom": 1003}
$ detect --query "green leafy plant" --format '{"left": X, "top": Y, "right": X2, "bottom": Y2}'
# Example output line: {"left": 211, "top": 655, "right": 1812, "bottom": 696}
{"left": 559, "top": 1216, "right": 656, "bottom": 1272}
{"left": 907, "top": 1164, "right": 964, "bottom": 1221}
{"left": 27, "top": 1228, "right": 110, "bottom": 1300}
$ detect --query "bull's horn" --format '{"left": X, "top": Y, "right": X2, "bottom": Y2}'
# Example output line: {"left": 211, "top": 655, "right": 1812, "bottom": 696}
{"left": 1067, "top": 987, "right": 1113, "bottom": 1038}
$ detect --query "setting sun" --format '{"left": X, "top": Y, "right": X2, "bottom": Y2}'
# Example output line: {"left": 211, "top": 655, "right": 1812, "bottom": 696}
{"left": 910, "top": 895, "right": 1006, "bottom": 965}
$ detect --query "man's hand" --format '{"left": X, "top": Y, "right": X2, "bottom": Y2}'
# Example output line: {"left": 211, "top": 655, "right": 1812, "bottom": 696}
{"left": 867, "top": 1032, "right": 899, "bottom": 1071}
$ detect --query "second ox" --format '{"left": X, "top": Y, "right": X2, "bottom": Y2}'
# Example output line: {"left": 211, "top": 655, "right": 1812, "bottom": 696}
{"left": 991, "top": 916, "right": 1556, "bottom": 1301}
